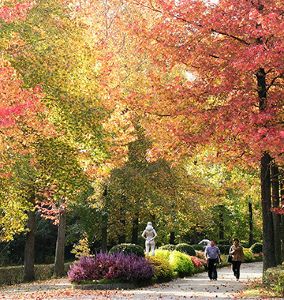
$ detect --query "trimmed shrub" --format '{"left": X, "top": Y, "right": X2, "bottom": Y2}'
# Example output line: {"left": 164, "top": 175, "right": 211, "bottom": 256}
{"left": 159, "top": 244, "right": 176, "bottom": 251}
{"left": 0, "top": 263, "right": 71, "bottom": 285}
{"left": 155, "top": 249, "right": 171, "bottom": 261}
{"left": 169, "top": 251, "right": 194, "bottom": 277}
{"left": 264, "top": 265, "right": 284, "bottom": 296}
{"left": 190, "top": 256, "right": 205, "bottom": 269}
{"left": 68, "top": 253, "right": 153, "bottom": 283}
{"left": 252, "top": 253, "right": 263, "bottom": 262}
{"left": 191, "top": 244, "right": 204, "bottom": 251}
{"left": 109, "top": 243, "right": 144, "bottom": 257}
{"left": 241, "top": 242, "right": 250, "bottom": 248}
{"left": 243, "top": 248, "right": 254, "bottom": 262}
{"left": 217, "top": 240, "right": 230, "bottom": 245}
{"left": 146, "top": 256, "right": 174, "bottom": 282}
{"left": 218, "top": 245, "right": 231, "bottom": 254}
{"left": 175, "top": 243, "right": 196, "bottom": 256}
{"left": 250, "top": 242, "right": 263, "bottom": 254}
{"left": 196, "top": 250, "right": 206, "bottom": 260}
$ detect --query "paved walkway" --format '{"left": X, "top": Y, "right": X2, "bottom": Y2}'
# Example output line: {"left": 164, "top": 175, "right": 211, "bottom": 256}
{"left": 0, "top": 262, "right": 263, "bottom": 300}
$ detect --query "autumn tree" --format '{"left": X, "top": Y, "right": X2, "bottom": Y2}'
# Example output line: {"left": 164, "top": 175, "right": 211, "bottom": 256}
{"left": 124, "top": 0, "right": 283, "bottom": 270}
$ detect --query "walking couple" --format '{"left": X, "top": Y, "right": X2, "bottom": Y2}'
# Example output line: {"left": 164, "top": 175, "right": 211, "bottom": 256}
{"left": 205, "top": 239, "right": 244, "bottom": 281}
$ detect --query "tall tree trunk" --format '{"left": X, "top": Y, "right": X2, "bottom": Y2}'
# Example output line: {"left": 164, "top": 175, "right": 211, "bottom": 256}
{"left": 260, "top": 152, "right": 276, "bottom": 270}
{"left": 248, "top": 200, "right": 254, "bottom": 246}
{"left": 169, "top": 231, "right": 175, "bottom": 244}
{"left": 118, "top": 218, "right": 126, "bottom": 243}
{"left": 219, "top": 205, "right": 225, "bottom": 240}
{"left": 24, "top": 210, "right": 35, "bottom": 282}
{"left": 54, "top": 207, "right": 66, "bottom": 277}
{"left": 131, "top": 216, "right": 139, "bottom": 244}
{"left": 280, "top": 180, "right": 284, "bottom": 263}
{"left": 257, "top": 68, "right": 276, "bottom": 271}
{"left": 101, "top": 186, "right": 108, "bottom": 252}
{"left": 117, "top": 195, "right": 126, "bottom": 244}
{"left": 271, "top": 163, "right": 281, "bottom": 265}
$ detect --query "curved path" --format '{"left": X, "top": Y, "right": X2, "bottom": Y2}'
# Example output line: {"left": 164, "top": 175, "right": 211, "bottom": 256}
{"left": 0, "top": 262, "right": 263, "bottom": 300}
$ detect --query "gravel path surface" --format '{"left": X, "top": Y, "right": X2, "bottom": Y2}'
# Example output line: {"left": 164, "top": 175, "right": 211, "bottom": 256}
{"left": 0, "top": 262, "right": 263, "bottom": 300}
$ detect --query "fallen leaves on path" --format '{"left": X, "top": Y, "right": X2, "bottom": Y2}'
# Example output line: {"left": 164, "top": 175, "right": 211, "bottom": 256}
{"left": 0, "top": 288, "right": 133, "bottom": 300}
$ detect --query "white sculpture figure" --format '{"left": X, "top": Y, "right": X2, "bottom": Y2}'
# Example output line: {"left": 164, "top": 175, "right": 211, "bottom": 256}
{"left": 142, "top": 222, "right": 157, "bottom": 256}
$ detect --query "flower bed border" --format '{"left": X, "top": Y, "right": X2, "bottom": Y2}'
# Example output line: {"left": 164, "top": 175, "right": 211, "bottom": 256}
{"left": 72, "top": 281, "right": 150, "bottom": 290}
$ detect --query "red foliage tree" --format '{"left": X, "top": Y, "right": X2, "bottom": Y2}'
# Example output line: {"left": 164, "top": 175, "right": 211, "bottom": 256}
{"left": 128, "top": 0, "right": 283, "bottom": 270}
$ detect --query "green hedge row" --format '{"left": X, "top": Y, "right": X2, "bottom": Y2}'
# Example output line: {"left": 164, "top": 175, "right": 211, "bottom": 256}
{"left": 158, "top": 243, "right": 196, "bottom": 256}
{"left": 0, "top": 263, "right": 71, "bottom": 285}
{"left": 109, "top": 243, "right": 144, "bottom": 257}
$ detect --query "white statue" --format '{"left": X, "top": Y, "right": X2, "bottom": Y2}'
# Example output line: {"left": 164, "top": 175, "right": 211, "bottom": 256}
{"left": 142, "top": 222, "right": 157, "bottom": 256}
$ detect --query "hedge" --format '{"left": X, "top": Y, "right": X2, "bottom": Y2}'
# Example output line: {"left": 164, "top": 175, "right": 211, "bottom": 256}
{"left": 159, "top": 244, "right": 176, "bottom": 251}
{"left": 0, "top": 263, "right": 71, "bottom": 285}
{"left": 250, "top": 242, "right": 263, "bottom": 254}
{"left": 218, "top": 245, "right": 231, "bottom": 254}
{"left": 175, "top": 243, "right": 196, "bottom": 256}
{"left": 155, "top": 249, "right": 171, "bottom": 260}
{"left": 109, "top": 243, "right": 144, "bottom": 257}
{"left": 243, "top": 248, "right": 254, "bottom": 262}
{"left": 169, "top": 251, "right": 194, "bottom": 277}
{"left": 264, "top": 265, "right": 284, "bottom": 296}
{"left": 146, "top": 256, "right": 174, "bottom": 282}
{"left": 191, "top": 244, "right": 204, "bottom": 251}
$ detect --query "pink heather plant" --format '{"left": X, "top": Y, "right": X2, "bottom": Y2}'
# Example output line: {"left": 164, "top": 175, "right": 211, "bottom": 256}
{"left": 68, "top": 253, "right": 153, "bottom": 283}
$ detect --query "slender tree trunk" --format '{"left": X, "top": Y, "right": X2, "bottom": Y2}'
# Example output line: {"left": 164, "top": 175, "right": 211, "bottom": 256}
{"left": 54, "top": 207, "right": 66, "bottom": 277}
{"left": 219, "top": 205, "right": 225, "bottom": 240}
{"left": 169, "top": 232, "right": 175, "bottom": 244}
{"left": 280, "top": 180, "right": 284, "bottom": 263}
{"left": 271, "top": 163, "right": 281, "bottom": 265}
{"left": 248, "top": 201, "right": 254, "bottom": 246}
{"left": 101, "top": 186, "right": 108, "bottom": 252}
{"left": 260, "top": 152, "right": 276, "bottom": 270}
{"left": 117, "top": 195, "right": 126, "bottom": 244}
{"left": 131, "top": 216, "right": 139, "bottom": 244}
{"left": 118, "top": 219, "right": 126, "bottom": 244}
{"left": 257, "top": 68, "right": 276, "bottom": 271}
{"left": 24, "top": 210, "right": 35, "bottom": 282}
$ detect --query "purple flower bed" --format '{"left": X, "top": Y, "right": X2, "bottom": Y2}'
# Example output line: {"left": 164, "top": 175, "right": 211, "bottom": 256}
{"left": 68, "top": 253, "right": 154, "bottom": 283}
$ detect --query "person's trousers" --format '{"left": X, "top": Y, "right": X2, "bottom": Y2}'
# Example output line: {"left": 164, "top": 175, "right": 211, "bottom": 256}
{"left": 232, "top": 261, "right": 241, "bottom": 279}
{"left": 208, "top": 258, "right": 218, "bottom": 280}
{"left": 145, "top": 240, "right": 155, "bottom": 256}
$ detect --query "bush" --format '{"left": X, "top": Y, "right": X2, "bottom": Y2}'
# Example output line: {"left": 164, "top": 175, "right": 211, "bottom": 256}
{"left": 155, "top": 249, "right": 171, "bottom": 260}
{"left": 175, "top": 243, "right": 196, "bottom": 256}
{"left": 240, "top": 241, "right": 250, "bottom": 248}
{"left": 169, "top": 251, "right": 194, "bottom": 277}
{"left": 0, "top": 263, "right": 71, "bottom": 285}
{"left": 190, "top": 256, "right": 205, "bottom": 269}
{"left": 159, "top": 244, "right": 176, "bottom": 251}
{"left": 146, "top": 256, "right": 174, "bottom": 282}
{"left": 109, "top": 243, "right": 144, "bottom": 257}
{"left": 191, "top": 244, "right": 204, "bottom": 251}
{"left": 264, "top": 265, "right": 284, "bottom": 296}
{"left": 218, "top": 245, "right": 231, "bottom": 254}
{"left": 218, "top": 240, "right": 230, "bottom": 245}
{"left": 250, "top": 242, "right": 263, "bottom": 254}
{"left": 196, "top": 250, "right": 206, "bottom": 260}
{"left": 68, "top": 253, "right": 153, "bottom": 283}
{"left": 243, "top": 248, "right": 254, "bottom": 262}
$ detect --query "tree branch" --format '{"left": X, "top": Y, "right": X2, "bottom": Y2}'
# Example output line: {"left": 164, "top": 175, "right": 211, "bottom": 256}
{"left": 266, "top": 72, "right": 284, "bottom": 92}
{"left": 211, "top": 29, "right": 250, "bottom": 45}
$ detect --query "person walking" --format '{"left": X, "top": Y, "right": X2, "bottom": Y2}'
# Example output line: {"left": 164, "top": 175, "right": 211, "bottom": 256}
{"left": 142, "top": 222, "right": 157, "bottom": 256}
{"left": 229, "top": 238, "right": 244, "bottom": 281}
{"left": 204, "top": 240, "right": 221, "bottom": 281}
